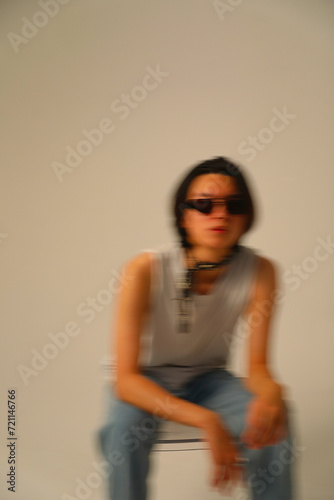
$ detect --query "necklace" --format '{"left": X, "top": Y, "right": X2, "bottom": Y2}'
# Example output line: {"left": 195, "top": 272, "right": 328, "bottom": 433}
{"left": 176, "top": 244, "right": 240, "bottom": 334}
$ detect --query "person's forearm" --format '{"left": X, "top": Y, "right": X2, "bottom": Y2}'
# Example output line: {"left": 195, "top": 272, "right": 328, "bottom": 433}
{"left": 115, "top": 372, "right": 217, "bottom": 430}
{"left": 244, "top": 364, "right": 284, "bottom": 401}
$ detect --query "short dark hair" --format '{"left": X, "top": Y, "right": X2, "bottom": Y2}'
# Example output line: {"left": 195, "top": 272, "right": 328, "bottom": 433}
{"left": 171, "top": 156, "right": 256, "bottom": 248}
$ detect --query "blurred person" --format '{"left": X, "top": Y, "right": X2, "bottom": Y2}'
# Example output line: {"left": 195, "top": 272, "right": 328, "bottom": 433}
{"left": 96, "top": 157, "right": 294, "bottom": 499}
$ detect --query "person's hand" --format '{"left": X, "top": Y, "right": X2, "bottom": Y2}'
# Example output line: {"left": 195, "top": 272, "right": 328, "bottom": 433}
{"left": 242, "top": 394, "right": 287, "bottom": 449}
{"left": 202, "top": 413, "right": 246, "bottom": 493}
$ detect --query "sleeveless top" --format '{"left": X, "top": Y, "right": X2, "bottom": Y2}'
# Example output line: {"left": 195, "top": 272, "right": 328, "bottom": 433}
{"left": 135, "top": 240, "right": 260, "bottom": 390}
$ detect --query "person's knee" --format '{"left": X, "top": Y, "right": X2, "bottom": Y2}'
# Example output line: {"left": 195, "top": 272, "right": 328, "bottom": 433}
{"left": 98, "top": 404, "right": 160, "bottom": 458}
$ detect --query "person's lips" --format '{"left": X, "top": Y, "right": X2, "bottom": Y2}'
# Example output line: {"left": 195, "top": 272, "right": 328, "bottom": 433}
{"left": 211, "top": 227, "right": 228, "bottom": 232}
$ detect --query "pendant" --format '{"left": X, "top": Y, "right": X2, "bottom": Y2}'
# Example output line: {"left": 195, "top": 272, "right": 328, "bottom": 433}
{"left": 175, "top": 270, "right": 194, "bottom": 334}
{"left": 177, "top": 296, "right": 193, "bottom": 334}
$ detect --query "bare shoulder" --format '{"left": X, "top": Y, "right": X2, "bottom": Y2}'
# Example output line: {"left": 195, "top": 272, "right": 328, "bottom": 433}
{"left": 123, "top": 251, "right": 153, "bottom": 274}
{"left": 243, "top": 255, "right": 278, "bottom": 316}
{"left": 117, "top": 251, "right": 155, "bottom": 317}
{"left": 121, "top": 251, "right": 153, "bottom": 290}
{"left": 257, "top": 255, "right": 276, "bottom": 277}
{"left": 253, "top": 255, "right": 278, "bottom": 296}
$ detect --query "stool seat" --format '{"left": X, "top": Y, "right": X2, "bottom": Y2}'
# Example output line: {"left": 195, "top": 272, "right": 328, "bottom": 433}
{"left": 154, "top": 420, "right": 205, "bottom": 451}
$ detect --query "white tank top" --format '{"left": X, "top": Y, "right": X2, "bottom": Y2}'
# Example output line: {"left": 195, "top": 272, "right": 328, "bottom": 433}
{"left": 137, "top": 240, "right": 260, "bottom": 389}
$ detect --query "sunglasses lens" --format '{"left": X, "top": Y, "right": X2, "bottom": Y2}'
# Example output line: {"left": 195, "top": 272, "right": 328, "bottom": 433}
{"left": 191, "top": 199, "right": 212, "bottom": 213}
{"left": 183, "top": 199, "right": 212, "bottom": 213}
{"left": 227, "top": 198, "right": 247, "bottom": 214}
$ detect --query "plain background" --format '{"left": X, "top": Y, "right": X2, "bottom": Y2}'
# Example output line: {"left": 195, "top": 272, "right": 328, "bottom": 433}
{"left": 1, "top": 1, "right": 333, "bottom": 499}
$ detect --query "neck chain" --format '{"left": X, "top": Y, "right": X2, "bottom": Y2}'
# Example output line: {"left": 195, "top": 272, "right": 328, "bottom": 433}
{"left": 176, "top": 244, "right": 240, "bottom": 334}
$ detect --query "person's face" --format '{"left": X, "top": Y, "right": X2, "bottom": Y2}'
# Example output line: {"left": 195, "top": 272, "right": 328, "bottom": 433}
{"left": 181, "top": 174, "right": 249, "bottom": 252}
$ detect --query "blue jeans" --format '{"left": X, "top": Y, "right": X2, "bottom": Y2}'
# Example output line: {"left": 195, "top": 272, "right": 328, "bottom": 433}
{"left": 96, "top": 368, "right": 294, "bottom": 499}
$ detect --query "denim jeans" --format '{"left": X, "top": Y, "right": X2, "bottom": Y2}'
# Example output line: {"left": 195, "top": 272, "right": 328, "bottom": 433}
{"left": 96, "top": 368, "right": 294, "bottom": 500}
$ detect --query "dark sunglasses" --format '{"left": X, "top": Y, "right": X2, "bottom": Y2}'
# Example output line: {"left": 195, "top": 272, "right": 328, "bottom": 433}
{"left": 182, "top": 197, "right": 248, "bottom": 215}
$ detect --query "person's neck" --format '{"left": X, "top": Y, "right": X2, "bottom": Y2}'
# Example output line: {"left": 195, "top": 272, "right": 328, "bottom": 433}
{"left": 182, "top": 246, "right": 236, "bottom": 285}
{"left": 185, "top": 246, "right": 234, "bottom": 266}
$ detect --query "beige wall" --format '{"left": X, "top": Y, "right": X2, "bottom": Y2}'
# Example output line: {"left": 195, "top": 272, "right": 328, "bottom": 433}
{"left": 1, "top": 1, "right": 333, "bottom": 499}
